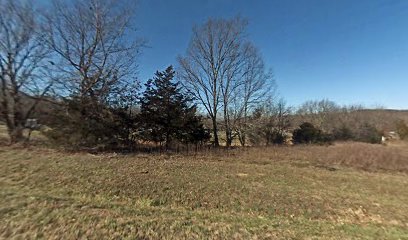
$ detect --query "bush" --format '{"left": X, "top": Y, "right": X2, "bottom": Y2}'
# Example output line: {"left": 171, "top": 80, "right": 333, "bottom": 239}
{"left": 44, "top": 97, "right": 136, "bottom": 149}
{"left": 332, "top": 125, "right": 354, "bottom": 141}
{"left": 266, "top": 129, "right": 286, "bottom": 145}
{"left": 396, "top": 120, "right": 408, "bottom": 140}
{"left": 293, "top": 122, "right": 332, "bottom": 144}
{"left": 247, "top": 129, "right": 263, "bottom": 146}
{"left": 354, "top": 123, "right": 382, "bottom": 144}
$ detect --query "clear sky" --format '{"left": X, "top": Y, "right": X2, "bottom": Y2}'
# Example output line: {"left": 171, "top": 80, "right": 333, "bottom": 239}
{"left": 133, "top": 0, "right": 408, "bottom": 109}
{"left": 37, "top": 0, "right": 408, "bottom": 109}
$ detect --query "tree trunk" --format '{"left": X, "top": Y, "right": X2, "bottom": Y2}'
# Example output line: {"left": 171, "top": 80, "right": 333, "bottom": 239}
{"left": 225, "top": 128, "right": 232, "bottom": 147}
{"left": 212, "top": 117, "right": 219, "bottom": 147}
{"left": 238, "top": 131, "right": 246, "bottom": 147}
{"left": 224, "top": 107, "right": 232, "bottom": 147}
{"left": 241, "top": 107, "right": 248, "bottom": 147}
{"left": 165, "top": 131, "right": 170, "bottom": 150}
{"left": 9, "top": 126, "right": 24, "bottom": 144}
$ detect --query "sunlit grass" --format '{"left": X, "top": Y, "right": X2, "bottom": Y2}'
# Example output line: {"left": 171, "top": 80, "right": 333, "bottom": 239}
{"left": 1, "top": 143, "right": 408, "bottom": 239}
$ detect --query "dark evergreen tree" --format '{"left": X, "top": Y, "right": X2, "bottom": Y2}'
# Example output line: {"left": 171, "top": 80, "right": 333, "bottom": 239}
{"left": 293, "top": 122, "right": 332, "bottom": 144}
{"left": 138, "top": 66, "right": 210, "bottom": 148}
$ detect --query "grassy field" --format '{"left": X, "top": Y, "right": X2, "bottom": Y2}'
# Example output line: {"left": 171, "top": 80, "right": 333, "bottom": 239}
{"left": 1, "top": 142, "right": 408, "bottom": 239}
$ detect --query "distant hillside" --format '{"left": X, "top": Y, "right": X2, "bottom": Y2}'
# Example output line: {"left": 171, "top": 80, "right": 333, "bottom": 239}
{"left": 0, "top": 92, "right": 60, "bottom": 124}
{"left": 292, "top": 108, "right": 408, "bottom": 133}
{"left": 361, "top": 109, "right": 408, "bottom": 121}
{"left": 351, "top": 109, "right": 408, "bottom": 132}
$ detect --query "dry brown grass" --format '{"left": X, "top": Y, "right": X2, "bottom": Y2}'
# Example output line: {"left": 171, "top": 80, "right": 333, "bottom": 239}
{"left": 314, "top": 141, "right": 408, "bottom": 172}
{"left": 1, "top": 142, "right": 408, "bottom": 239}
{"left": 222, "top": 141, "right": 408, "bottom": 173}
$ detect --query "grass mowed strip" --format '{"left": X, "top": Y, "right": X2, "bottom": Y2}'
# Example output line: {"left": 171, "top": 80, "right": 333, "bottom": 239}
{"left": 1, "top": 144, "right": 408, "bottom": 239}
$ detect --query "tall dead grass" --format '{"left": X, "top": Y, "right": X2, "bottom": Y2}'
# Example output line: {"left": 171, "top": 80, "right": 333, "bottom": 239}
{"left": 314, "top": 142, "right": 408, "bottom": 172}
{"left": 221, "top": 142, "right": 408, "bottom": 173}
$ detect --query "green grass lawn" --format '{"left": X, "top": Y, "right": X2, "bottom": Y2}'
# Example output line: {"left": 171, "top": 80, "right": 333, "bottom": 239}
{"left": 1, "top": 145, "right": 408, "bottom": 239}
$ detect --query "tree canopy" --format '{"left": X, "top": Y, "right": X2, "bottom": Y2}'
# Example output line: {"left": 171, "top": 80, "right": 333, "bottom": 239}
{"left": 139, "top": 66, "right": 209, "bottom": 148}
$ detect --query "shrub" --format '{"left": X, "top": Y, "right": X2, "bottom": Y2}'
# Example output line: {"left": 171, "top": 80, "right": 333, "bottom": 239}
{"left": 293, "top": 122, "right": 332, "bottom": 144}
{"left": 354, "top": 123, "right": 382, "bottom": 144}
{"left": 43, "top": 97, "right": 136, "bottom": 149}
{"left": 396, "top": 120, "right": 408, "bottom": 140}
{"left": 266, "top": 129, "right": 286, "bottom": 145}
{"left": 247, "top": 125, "right": 265, "bottom": 146}
{"left": 332, "top": 125, "right": 354, "bottom": 141}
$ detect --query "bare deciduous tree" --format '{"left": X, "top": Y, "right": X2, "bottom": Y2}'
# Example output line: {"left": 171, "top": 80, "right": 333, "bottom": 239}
{"left": 0, "top": 0, "right": 52, "bottom": 143}
{"left": 38, "top": 0, "right": 144, "bottom": 147}
{"left": 178, "top": 17, "right": 249, "bottom": 147}
{"left": 266, "top": 98, "right": 292, "bottom": 144}
{"left": 230, "top": 43, "right": 275, "bottom": 146}
{"left": 42, "top": 0, "right": 143, "bottom": 102}
{"left": 296, "top": 99, "right": 339, "bottom": 132}
{"left": 246, "top": 98, "right": 291, "bottom": 146}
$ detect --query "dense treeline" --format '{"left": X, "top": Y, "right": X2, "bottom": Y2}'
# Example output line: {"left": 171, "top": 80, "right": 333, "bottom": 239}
{"left": 0, "top": 0, "right": 405, "bottom": 149}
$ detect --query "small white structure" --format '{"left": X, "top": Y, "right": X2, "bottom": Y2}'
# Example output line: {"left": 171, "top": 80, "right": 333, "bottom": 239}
{"left": 381, "top": 136, "right": 386, "bottom": 144}
{"left": 25, "top": 119, "right": 40, "bottom": 130}
{"left": 382, "top": 131, "right": 400, "bottom": 144}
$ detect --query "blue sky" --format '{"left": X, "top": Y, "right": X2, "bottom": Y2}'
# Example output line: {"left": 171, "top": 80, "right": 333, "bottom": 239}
{"left": 38, "top": 0, "right": 408, "bottom": 109}
{"left": 133, "top": 0, "right": 408, "bottom": 109}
